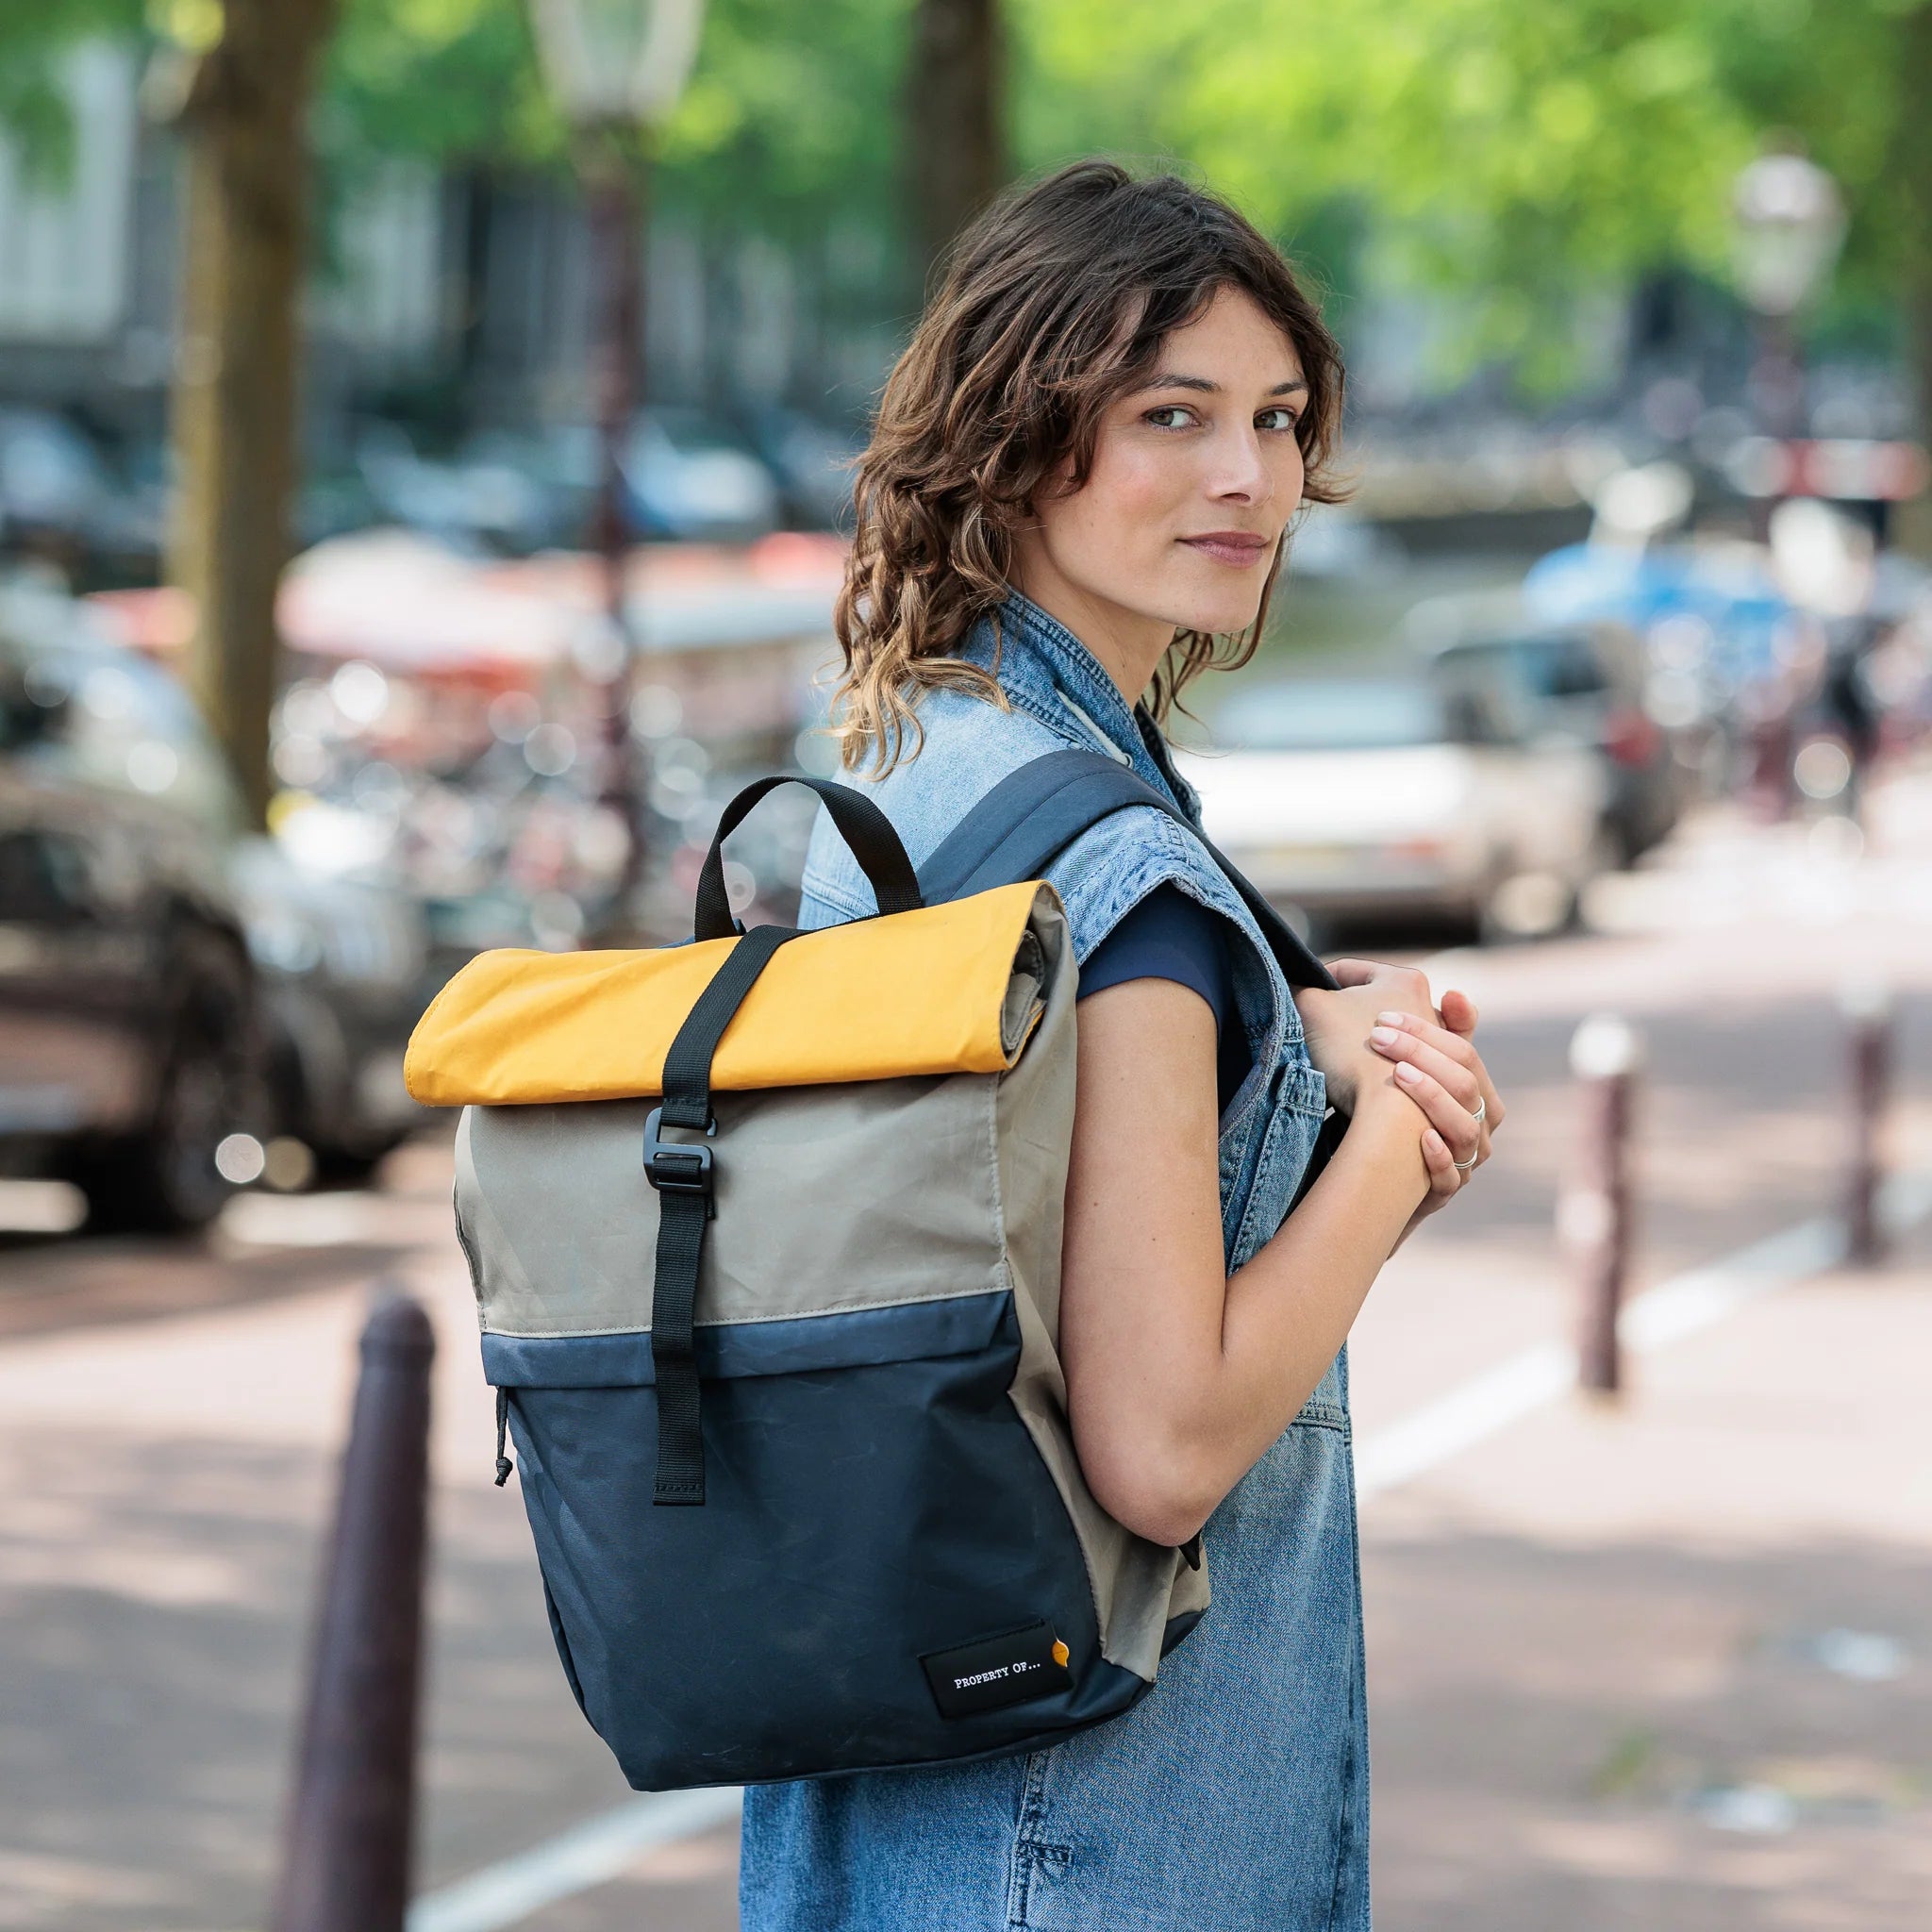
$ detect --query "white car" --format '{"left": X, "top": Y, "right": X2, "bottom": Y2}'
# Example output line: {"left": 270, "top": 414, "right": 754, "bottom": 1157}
{"left": 1174, "top": 675, "right": 1609, "bottom": 943}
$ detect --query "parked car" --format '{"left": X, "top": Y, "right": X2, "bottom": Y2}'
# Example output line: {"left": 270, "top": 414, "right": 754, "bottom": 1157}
{"left": 228, "top": 838, "right": 429, "bottom": 1183}
{"left": 1407, "top": 591, "right": 1692, "bottom": 864}
{"left": 0, "top": 581, "right": 257, "bottom": 1229}
{"left": 124, "top": 438, "right": 385, "bottom": 558}
{"left": 0, "top": 580, "right": 430, "bottom": 1223}
{"left": 0, "top": 408, "right": 158, "bottom": 588}
{"left": 1174, "top": 674, "right": 1608, "bottom": 945}
{"left": 356, "top": 423, "right": 557, "bottom": 557}
{"left": 1283, "top": 504, "right": 1407, "bottom": 580}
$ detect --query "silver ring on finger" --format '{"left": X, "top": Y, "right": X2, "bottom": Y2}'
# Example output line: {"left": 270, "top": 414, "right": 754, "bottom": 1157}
{"left": 1452, "top": 1093, "right": 1486, "bottom": 1170}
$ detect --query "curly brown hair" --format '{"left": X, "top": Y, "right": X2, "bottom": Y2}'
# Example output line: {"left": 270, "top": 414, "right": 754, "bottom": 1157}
{"left": 829, "top": 158, "right": 1350, "bottom": 774}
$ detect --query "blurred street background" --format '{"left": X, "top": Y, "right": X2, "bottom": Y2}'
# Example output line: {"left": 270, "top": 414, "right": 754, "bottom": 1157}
{"left": 2, "top": 1, "right": 1931, "bottom": 1927}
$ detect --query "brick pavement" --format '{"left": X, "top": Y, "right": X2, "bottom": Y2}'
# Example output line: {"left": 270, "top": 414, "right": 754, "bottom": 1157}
{"left": 1362, "top": 1220, "right": 1932, "bottom": 1932}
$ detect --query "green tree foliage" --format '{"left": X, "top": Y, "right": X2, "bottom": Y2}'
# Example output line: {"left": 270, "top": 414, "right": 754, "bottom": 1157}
{"left": 1018, "top": 0, "right": 1927, "bottom": 380}
{"left": 0, "top": 0, "right": 142, "bottom": 184}
{"left": 652, "top": 0, "right": 911, "bottom": 235}
{"left": 320, "top": 0, "right": 913, "bottom": 243}
{"left": 322, "top": 0, "right": 553, "bottom": 173}
{"left": 3, "top": 0, "right": 914, "bottom": 238}
{"left": 5, "top": 0, "right": 1925, "bottom": 388}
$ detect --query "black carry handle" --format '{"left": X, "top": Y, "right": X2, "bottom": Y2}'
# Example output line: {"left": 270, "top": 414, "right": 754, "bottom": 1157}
{"left": 693, "top": 775, "right": 924, "bottom": 941}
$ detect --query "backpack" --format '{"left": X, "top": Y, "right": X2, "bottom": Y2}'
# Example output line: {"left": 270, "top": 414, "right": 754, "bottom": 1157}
{"left": 404, "top": 750, "right": 1338, "bottom": 1790}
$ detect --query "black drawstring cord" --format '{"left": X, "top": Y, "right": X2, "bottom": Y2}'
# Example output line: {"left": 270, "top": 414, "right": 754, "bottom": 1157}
{"left": 493, "top": 1386, "right": 514, "bottom": 1487}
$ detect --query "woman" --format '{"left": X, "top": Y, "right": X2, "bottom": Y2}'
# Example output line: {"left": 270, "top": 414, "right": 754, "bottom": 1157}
{"left": 739, "top": 159, "right": 1506, "bottom": 1931}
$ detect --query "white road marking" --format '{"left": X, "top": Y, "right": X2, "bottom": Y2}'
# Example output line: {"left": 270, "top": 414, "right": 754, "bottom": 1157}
{"left": 407, "top": 1173, "right": 1932, "bottom": 1929}
{"left": 1356, "top": 1169, "right": 1932, "bottom": 1500}
{"left": 407, "top": 1787, "right": 743, "bottom": 1932}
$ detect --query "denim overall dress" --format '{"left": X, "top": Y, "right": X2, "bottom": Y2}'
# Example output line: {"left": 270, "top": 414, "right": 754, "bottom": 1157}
{"left": 737, "top": 585, "right": 1372, "bottom": 1930}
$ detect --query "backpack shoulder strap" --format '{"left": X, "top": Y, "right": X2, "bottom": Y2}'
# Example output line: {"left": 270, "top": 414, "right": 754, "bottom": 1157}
{"left": 915, "top": 748, "right": 1337, "bottom": 991}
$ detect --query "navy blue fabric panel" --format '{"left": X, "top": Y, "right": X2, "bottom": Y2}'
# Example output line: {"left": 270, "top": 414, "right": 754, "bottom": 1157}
{"left": 507, "top": 1299, "right": 1149, "bottom": 1788}
{"left": 1076, "top": 882, "right": 1251, "bottom": 1110}
{"left": 1078, "top": 881, "right": 1230, "bottom": 1023}
{"left": 483, "top": 1291, "right": 1011, "bottom": 1390}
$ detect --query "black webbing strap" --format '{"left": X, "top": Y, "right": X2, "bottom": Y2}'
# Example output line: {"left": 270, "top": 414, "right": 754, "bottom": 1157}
{"left": 646, "top": 922, "right": 797, "bottom": 1505}
{"left": 917, "top": 749, "right": 1338, "bottom": 992}
{"left": 694, "top": 774, "right": 922, "bottom": 941}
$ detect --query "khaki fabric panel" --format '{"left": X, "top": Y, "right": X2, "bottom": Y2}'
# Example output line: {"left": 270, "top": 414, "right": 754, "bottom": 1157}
{"left": 459, "top": 1071, "right": 1008, "bottom": 1338}
{"left": 408, "top": 880, "right": 1054, "bottom": 1108}
{"left": 453, "top": 1107, "right": 528, "bottom": 1318}
{"left": 991, "top": 895, "right": 1210, "bottom": 1681}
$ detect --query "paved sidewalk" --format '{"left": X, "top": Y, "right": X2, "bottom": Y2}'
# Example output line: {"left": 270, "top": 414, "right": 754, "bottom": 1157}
{"left": 494, "top": 1212, "right": 1932, "bottom": 1932}
{"left": 1, "top": 784, "right": 1928, "bottom": 1930}
{"left": 1359, "top": 1214, "right": 1932, "bottom": 1932}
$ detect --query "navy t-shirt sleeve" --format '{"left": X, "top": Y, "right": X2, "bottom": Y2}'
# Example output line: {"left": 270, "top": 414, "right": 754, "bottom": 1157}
{"left": 1077, "top": 883, "right": 1250, "bottom": 1109}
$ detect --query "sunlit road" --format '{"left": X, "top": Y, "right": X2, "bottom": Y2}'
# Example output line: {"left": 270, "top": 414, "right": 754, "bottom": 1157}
{"left": 1, "top": 772, "right": 1929, "bottom": 1932}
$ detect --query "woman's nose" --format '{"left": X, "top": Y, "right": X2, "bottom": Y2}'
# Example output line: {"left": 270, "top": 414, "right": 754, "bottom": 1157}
{"left": 1208, "top": 425, "right": 1276, "bottom": 505}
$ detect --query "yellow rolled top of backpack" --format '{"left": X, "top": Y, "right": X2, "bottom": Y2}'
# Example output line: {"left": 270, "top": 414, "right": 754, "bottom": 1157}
{"left": 405, "top": 878, "right": 1059, "bottom": 1108}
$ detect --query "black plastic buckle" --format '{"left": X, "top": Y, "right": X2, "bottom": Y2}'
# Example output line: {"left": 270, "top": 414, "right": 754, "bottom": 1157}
{"left": 642, "top": 1106, "right": 716, "bottom": 1217}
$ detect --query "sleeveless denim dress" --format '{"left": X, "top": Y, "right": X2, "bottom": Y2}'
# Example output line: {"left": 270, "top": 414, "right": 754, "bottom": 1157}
{"left": 738, "top": 585, "right": 1372, "bottom": 1931}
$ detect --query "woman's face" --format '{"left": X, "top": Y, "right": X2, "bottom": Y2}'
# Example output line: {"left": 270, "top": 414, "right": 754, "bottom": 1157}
{"left": 1012, "top": 284, "right": 1307, "bottom": 681}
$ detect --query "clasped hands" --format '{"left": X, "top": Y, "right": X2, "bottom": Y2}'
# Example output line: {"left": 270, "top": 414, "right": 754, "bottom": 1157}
{"left": 1293, "top": 958, "right": 1506, "bottom": 1247}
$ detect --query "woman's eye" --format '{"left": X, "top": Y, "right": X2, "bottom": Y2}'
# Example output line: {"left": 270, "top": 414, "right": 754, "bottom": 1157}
{"left": 1146, "top": 404, "right": 1301, "bottom": 431}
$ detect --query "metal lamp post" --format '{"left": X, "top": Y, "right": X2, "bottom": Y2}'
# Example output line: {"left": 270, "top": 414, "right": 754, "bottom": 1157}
{"left": 528, "top": 0, "right": 706, "bottom": 932}
{"left": 1732, "top": 146, "right": 1847, "bottom": 452}
{"left": 1730, "top": 145, "right": 1846, "bottom": 815}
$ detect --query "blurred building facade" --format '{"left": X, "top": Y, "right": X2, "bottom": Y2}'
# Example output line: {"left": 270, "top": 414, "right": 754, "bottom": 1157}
{"left": 0, "top": 38, "right": 906, "bottom": 455}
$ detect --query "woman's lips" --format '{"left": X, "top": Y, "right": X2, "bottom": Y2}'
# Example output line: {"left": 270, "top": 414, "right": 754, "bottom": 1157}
{"left": 1179, "top": 534, "right": 1271, "bottom": 567}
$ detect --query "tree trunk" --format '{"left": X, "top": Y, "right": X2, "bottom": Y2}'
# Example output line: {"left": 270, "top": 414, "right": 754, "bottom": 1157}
{"left": 167, "top": 0, "right": 337, "bottom": 828}
{"left": 902, "top": 0, "right": 1006, "bottom": 288}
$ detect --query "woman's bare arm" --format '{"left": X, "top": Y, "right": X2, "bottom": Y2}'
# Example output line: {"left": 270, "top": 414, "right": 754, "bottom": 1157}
{"left": 1058, "top": 974, "right": 1444, "bottom": 1548}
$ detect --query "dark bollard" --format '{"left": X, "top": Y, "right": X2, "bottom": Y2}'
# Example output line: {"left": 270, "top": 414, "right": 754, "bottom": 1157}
{"left": 270, "top": 1291, "right": 436, "bottom": 1932}
{"left": 1743, "top": 704, "right": 1795, "bottom": 824}
{"left": 1563, "top": 1015, "right": 1641, "bottom": 1397}
{"left": 1842, "top": 976, "right": 1892, "bottom": 1267}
